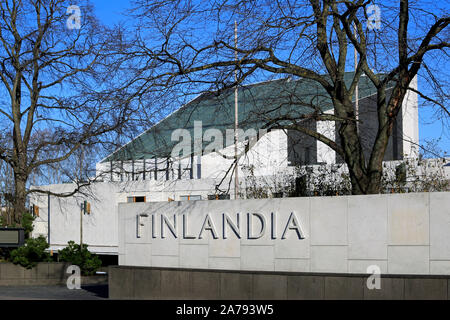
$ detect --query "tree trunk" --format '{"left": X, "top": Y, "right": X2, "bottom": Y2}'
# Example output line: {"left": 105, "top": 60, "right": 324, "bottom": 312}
{"left": 346, "top": 152, "right": 384, "bottom": 195}
{"left": 13, "top": 173, "right": 28, "bottom": 226}
{"left": 336, "top": 99, "right": 372, "bottom": 195}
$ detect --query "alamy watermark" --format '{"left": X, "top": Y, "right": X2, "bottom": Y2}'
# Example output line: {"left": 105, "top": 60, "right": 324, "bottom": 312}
{"left": 171, "top": 121, "right": 267, "bottom": 160}
{"left": 66, "top": 265, "right": 81, "bottom": 290}
{"left": 366, "top": 265, "right": 381, "bottom": 290}
{"left": 66, "top": 5, "right": 81, "bottom": 30}
{"left": 366, "top": 5, "right": 381, "bottom": 30}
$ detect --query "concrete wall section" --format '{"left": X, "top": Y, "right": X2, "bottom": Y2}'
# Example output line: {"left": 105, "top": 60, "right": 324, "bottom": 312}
{"left": 118, "top": 192, "right": 450, "bottom": 276}
{"left": 0, "top": 263, "right": 107, "bottom": 286}
{"left": 108, "top": 266, "right": 450, "bottom": 300}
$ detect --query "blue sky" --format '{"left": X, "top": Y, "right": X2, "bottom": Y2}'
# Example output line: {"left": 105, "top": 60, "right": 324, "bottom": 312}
{"left": 91, "top": 1, "right": 449, "bottom": 157}
{"left": 92, "top": 0, "right": 131, "bottom": 26}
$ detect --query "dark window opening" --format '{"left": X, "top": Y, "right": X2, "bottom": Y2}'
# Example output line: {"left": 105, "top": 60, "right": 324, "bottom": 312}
{"left": 336, "top": 90, "right": 403, "bottom": 163}
{"left": 208, "top": 194, "right": 230, "bottom": 200}
{"left": 287, "top": 120, "right": 317, "bottom": 166}
{"left": 127, "top": 196, "right": 146, "bottom": 203}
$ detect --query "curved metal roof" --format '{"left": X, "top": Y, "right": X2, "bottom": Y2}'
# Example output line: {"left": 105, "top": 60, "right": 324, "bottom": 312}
{"left": 103, "top": 73, "right": 379, "bottom": 162}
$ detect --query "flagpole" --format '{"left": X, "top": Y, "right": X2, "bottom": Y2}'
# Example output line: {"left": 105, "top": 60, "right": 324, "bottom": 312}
{"left": 234, "top": 20, "right": 239, "bottom": 199}
{"left": 354, "top": 22, "right": 359, "bottom": 134}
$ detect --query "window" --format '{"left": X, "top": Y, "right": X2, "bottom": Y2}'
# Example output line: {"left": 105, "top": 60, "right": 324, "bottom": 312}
{"left": 180, "top": 195, "right": 202, "bottom": 201}
{"left": 287, "top": 123, "right": 317, "bottom": 166}
{"left": 127, "top": 196, "right": 146, "bottom": 203}
{"left": 207, "top": 194, "right": 230, "bottom": 200}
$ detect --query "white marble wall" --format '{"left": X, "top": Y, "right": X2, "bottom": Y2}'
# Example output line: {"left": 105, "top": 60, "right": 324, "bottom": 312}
{"left": 402, "top": 76, "right": 419, "bottom": 159}
{"left": 30, "top": 182, "right": 119, "bottom": 255}
{"left": 118, "top": 192, "right": 450, "bottom": 275}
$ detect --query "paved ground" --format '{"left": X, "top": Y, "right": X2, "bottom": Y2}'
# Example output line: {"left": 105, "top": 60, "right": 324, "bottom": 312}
{"left": 0, "top": 285, "right": 108, "bottom": 300}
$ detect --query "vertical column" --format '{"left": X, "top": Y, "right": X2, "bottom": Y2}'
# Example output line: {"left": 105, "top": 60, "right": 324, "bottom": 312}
{"left": 47, "top": 194, "right": 51, "bottom": 245}
{"left": 197, "top": 155, "right": 202, "bottom": 179}
{"left": 190, "top": 154, "right": 194, "bottom": 179}
{"left": 143, "top": 159, "right": 146, "bottom": 181}
{"left": 166, "top": 158, "right": 170, "bottom": 181}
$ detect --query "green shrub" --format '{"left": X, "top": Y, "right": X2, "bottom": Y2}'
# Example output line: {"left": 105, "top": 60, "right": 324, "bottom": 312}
{"left": 10, "top": 236, "right": 52, "bottom": 269}
{"left": 21, "top": 212, "right": 35, "bottom": 239}
{"left": 0, "top": 215, "right": 5, "bottom": 227}
{"left": 58, "top": 241, "right": 102, "bottom": 276}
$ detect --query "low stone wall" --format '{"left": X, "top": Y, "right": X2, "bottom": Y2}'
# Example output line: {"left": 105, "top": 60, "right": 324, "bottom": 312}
{"left": 118, "top": 192, "right": 450, "bottom": 276}
{"left": 108, "top": 266, "right": 450, "bottom": 300}
{"left": 0, "top": 263, "right": 107, "bottom": 286}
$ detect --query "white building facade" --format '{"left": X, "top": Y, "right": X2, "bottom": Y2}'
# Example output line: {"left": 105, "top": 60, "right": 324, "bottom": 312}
{"left": 30, "top": 75, "right": 441, "bottom": 257}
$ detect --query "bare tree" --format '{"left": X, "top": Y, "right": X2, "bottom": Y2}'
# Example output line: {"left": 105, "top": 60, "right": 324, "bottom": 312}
{"left": 0, "top": 0, "right": 138, "bottom": 224}
{"left": 127, "top": 0, "right": 449, "bottom": 195}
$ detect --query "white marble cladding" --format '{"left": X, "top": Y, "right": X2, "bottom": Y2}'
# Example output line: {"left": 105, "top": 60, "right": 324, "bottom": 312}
{"left": 118, "top": 192, "right": 450, "bottom": 275}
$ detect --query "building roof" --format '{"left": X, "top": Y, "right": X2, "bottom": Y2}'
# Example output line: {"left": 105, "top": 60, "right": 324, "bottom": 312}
{"left": 103, "top": 73, "right": 379, "bottom": 162}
